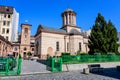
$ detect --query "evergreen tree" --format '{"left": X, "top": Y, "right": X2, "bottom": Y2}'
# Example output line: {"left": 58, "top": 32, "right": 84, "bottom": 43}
{"left": 107, "top": 21, "right": 119, "bottom": 53}
{"left": 88, "top": 13, "right": 119, "bottom": 54}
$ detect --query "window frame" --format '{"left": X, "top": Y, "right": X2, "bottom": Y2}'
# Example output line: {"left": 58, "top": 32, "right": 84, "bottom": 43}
{"left": 56, "top": 41, "right": 59, "bottom": 51}
{"left": 79, "top": 42, "right": 82, "bottom": 51}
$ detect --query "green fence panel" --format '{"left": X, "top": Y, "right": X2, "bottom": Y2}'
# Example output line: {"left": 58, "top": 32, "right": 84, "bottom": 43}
{"left": 0, "top": 55, "right": 22, "bottom": 76}
{"left": 80, "top": 54, "right": 89, "bottom": 62}
{"left": 47, "top": 56, "right": 62, "bottom": 72}
{"left": 62, "top": 54, "right": 120, "bottom": 64}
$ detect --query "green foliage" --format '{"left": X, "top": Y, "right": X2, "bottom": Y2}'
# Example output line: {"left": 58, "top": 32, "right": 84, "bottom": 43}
{"left": 61, "top": 53, "right": 70, "bottom": 56}
{"left": 19, "top": 54, "right": 22, "bottom": 59}
{"left": 77, "top": 53, "right": 87, "bottom": 55}
{"left": 27, "top": 52, "right": 32, "bottom": 56}
{"left": 88, "top": 13, "right": 119, "bottom": 54}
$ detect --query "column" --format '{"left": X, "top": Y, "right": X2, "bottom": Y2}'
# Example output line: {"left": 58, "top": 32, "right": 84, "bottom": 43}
{"left": 70, "top": 13, "right": 72, "bottom": 24}
{"left": 67, "top": 13, "right": 69, "bottom": 25}
{"left": 73, "top": 16, "right": 74, "bottom": 25}
{"left": 72, "top": 14, "right": 73, "bottom": 25}
{"left": 73, "top": 16, "right": 76, "bottom": 26}
{"left": 64, "top": 14, "right": 66, "bottom": 26}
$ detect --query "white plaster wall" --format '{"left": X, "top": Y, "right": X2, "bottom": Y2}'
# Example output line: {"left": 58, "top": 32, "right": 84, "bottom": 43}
{"left": 35, "top": 34, "right": 41, "bottom": 55}
{"left": 66, "top": 25, "right": 81, "bottom": 33}
{"left": 41, "top": 32, "right": 66, "bottom": 56}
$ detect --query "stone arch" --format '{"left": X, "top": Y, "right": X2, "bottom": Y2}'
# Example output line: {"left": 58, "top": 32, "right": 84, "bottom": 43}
{"left": 47, "top": 47, "right": 53, "bottom": 56}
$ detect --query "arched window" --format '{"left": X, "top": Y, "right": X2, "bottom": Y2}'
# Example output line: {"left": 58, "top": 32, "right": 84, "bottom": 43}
{"left": 24, "top": 47, "right": 27, "bottom": 51}
{"left": 56, "top": 41, "right": 59, "bottom": 51}
{"left": 14, "top": 47, "right": 17, "bottom": 51}
{"left": 79, "top": 42, "right": 81, "bottom": 51}
{"left": 24, "top": 28, "right": 28, "bottom": 34}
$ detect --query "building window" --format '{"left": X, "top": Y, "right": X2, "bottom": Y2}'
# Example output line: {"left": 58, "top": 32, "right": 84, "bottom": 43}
{"left": 67, "top": 42, "right": 69, "bottom": 51}
{"left": 6, "top": 9, "right": 9, "bottom": 12}
{"left": 2, "top": 28, "right": 5, "bottom": 34}
{"left": 25, "top": 35, "right": 27, "bottom": 38}
{"left": 3, "top": 21, "right": 6, "bottom": 26}
{"left": 8, "top": 15, "right": 11, "bottom": 18}
{"left": 4, "top": 14, "right": 7, "bottom": 18}
{"left": 24, "top": 28, "right": 28, "bottom": 34}
{"left": 7, "top": 21, "right": 10, "bottom": 26}
{"left": 6, "top": 36, "right": 8, "bottom": 40}
{"left": 32, "top": 48, "right": 34, "bottom": 51}
{"left": 6, "top": 29, "right": 9, "bottom": 34}
{"left": 79, "top": 42, "right": 81, "bottom": 51}
{"left": 14, "top": 47, "right": 17, "bottom": 51}
{"left": 56, "top": 41, "right": 59, "bottom": 51}
{"left": 24, "top": 47, "right": 27, "bottom": 51}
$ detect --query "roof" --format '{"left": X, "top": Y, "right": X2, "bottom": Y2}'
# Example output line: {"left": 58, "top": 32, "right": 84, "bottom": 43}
{"left": 21, "top": 23, "right": 32, "bottom": 26}
{"left": 69, "top": 29, "right": 81, "bottom": 34}
{"left": 42, "top": 26, "right": 67, "bottom": 34}
{"left": 62, "top": 8, "right": 76, "bottom": 16}
{"left": 35, "top": 25, "right": 88, "bottom": 39}
{"left": 35, "top": 25, "right": 67, "bottom": 36}
{"left": 0, "top": 35, "right": 12, "bottom": 45}
{"left": 65, "top": 8, "right": 73, "bottom": 12}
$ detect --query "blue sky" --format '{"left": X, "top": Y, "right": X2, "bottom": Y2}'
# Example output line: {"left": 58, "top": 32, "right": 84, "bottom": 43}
{"left": 0, "top": 0, "right": 120, "bottom": 35}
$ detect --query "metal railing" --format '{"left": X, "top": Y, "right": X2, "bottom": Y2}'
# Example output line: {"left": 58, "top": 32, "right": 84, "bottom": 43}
{"left": 62, "top": 54, "right": 120, "bottom": 64}
{"left": 46, "top": 55, "right": 62, "bottom": 72}
{"left": 0, "top": 55, "right": 22, "bottom": 76}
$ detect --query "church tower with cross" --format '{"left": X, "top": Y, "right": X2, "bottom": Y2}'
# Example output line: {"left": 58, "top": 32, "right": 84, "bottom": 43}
{"left": 61, "top": 8, "right": 81, "bottom": 33}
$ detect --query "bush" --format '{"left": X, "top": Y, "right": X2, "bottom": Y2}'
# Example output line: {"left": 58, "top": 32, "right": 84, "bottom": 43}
{"left": 61, "top": 53, "right": 70, "bottom": 56}
{"left": 27, "top": 52, "right": 32, "bottom": 57}
{"left": 77, "top": 53, "right": 87, "bottom": 55}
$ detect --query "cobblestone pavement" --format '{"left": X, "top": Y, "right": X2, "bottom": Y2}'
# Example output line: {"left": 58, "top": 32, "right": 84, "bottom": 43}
{"left": 21, "top": 59, "right": 51, "bottom": 74}
{"left": 0, "top": 70, "right": 120, "bottom": 80}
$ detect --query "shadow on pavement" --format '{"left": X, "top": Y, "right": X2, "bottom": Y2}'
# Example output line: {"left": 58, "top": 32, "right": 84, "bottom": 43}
{"left": 92, "top": 67, "right": 120, "bottom": 79}
{"left": 36, "top": 59, "right": 47, "bottom": 65}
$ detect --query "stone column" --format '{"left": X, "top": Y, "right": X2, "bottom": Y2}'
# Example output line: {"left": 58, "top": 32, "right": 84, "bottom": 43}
{"left": 72, "top": 14, "right": 73, "bottom": 25}
{"left": 75, "top": 16, "right": 76, "bottom": 25}
{"left": 67, "top": 13, "right": 69, "bottom": 25}
{"left": 73, "top": 16, "right": 76, "bottom": 26}
{"left": 70, "top": 13, "right": 73, "bottom": 24}
{"left": 64, "top": 14, "right": 66, "bottom": 26}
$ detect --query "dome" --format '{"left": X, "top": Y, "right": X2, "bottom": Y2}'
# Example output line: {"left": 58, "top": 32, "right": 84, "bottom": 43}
{"left": 62, "top": 8, "right": 76, "bottom": 15}
{"left": 65, "top": 8, "right": 74, "bottom": 12}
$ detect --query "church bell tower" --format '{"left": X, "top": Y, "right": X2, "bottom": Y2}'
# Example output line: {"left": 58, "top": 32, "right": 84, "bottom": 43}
{"left": 20, "top": 24, "right": 31, "bottom": 58}
{"left": 61, "top": 8, "right": 76, "bottom": 27}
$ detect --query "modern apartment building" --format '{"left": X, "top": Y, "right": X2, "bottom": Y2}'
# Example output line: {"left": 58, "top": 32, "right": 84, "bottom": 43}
{"left": 0, "top": 5, "right": 19, "bottom": 42}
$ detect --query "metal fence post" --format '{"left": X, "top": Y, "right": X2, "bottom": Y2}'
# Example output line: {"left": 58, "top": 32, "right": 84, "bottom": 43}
{"left": 5, "top": 58, "right": 9, "bottom": 75}
{"left": 60, "top": 58, "right": 62, "bottom": 71}
{"left": 52, "top": 58, "right": 54, "bottom": 72}
{"left": 17, "top": 55, "right": 22, "bottom": 75}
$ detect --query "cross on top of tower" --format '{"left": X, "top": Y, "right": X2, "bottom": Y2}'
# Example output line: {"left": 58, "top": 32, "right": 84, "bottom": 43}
{"left": 65, "top": 8, "right": 73, "bottom": 12}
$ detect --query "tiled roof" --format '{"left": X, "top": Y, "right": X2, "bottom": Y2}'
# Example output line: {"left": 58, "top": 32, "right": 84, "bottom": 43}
{"left": 69, "top": 29, "right": 81, "bottom": 34}
{"left": 0, "top": 35, "right": 12, "bottom": 45}
{"left": 42, "top": 26, "right": 67, "bottom": 34}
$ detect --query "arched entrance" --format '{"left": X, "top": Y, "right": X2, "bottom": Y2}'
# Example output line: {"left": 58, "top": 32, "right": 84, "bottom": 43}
{"left": 47, "top": 47, "right": 53, "bottom": 56}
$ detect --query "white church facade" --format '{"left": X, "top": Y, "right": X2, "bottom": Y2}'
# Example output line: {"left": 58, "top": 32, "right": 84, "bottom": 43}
{"left": 35, "top": 8, "right": 89, "bottom": 59}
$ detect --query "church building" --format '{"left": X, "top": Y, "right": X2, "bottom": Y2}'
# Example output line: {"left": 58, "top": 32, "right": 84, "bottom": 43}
{"left": 35, "top": 8, "right": 89, "bottom": 59}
